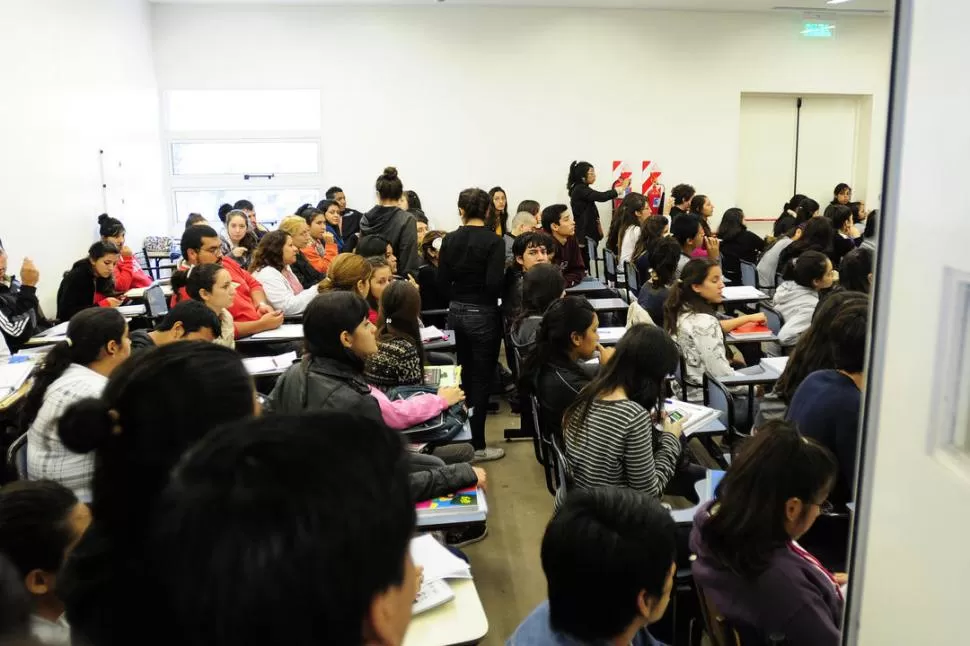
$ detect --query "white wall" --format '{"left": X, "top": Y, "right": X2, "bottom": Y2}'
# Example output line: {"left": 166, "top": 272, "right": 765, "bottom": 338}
{"left": 0, "top": 0, "right": 167, "bottom": 312}
{"left": 150, "top": 4, "right": 892, "bottom": 232}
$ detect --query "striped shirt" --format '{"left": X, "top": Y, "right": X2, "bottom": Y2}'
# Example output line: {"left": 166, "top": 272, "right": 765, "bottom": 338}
{"left": 27, "top": 364, "right": 106, "bottom": 501}
{"left": 563, "top": 399, "right": 682, "bottom": 499}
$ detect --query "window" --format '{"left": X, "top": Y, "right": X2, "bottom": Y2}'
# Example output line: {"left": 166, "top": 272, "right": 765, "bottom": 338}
{"left": 163, "top": 90, "right": 323, "bottom": 228}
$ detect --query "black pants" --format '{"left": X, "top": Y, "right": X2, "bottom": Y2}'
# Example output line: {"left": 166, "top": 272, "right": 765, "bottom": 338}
{"left": 448, "top": 303, "right": 502, "bottom": 450}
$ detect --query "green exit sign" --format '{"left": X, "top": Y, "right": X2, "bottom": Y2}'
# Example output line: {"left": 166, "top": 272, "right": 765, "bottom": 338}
{"left": 802, "top": 22, "right": 836, "bottom": 38}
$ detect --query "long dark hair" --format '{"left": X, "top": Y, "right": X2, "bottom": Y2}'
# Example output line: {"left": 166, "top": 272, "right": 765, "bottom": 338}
{"left": 701, "top": 421, "right": 837, "bottom": 578}
{"left": 788, "top": 217, "right": 834, "bottom": 257}
{"left": 631, "top": 215, "right": 668, "bottom": 263}
{"left": 518, "top": 264, "right": 566, "bottom": 321}
{"left": 647, "top": 238, "right": 681, "bottom": 290}
{"left": 520, "top": 297, "right": 595, "bottom": 394}
{"left": 303, "top": 291, "right": 371, "bottom": 372}
{"left": 563, "top": 324, "right": 679, "bottom": 431}
{"left": 780, "top": 194, "right": 807, "bottom": 217}
{"left": 605, "top": 193, "right": 647, "bottom": 255}
{"left": 663, "top": 258, "right": 718, "bottom": 335}
{"left": 486, "top": 186, "right": 509, "bottom": 234}
{"left": 716, "top": 208, "right": 745, "bottom": 242}
{"left": 863, "top": 210, "right": 878, "bottom": 239}
{"left": 21, "top": 308, "right": 127, "bottom": 430}
{"left": 250, "top": 230, "right": 290, "bottom": 273}
{"left": 839, "top": 248, "right": 873, "bottom": 293}
{"left": 773, "top": 291, "right": 868, "bottom": 403}
{"left": 57, "top": 342, "right": 253, "bottom": 536}
{"left": 376, "top": 281, "right": 425, "bottom": 366}
{"left": 567, "top": 161, "right": 594, "bottom": 194}
{"left": 794, "top": 198, "right": 820, "bottom": 226}
{"left": 781, "top": 250, "right": 829, "bottom": 288}
{"left": 171, "top": 263, "right": 225, "bottom": 304}
{"left": 224, "top": 210, "right": 258, "bottom": 251}
{"left": 84, "top": 241, "right": 121, "bottom": 297}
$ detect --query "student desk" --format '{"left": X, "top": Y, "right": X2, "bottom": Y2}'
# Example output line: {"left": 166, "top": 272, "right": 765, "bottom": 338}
{"left": 597, "top": 326, "right": 627, "bottom": 346}
{"left": 669, "top": 470, "right": 722, "bottom": 524}
{"left": 25, "top": 310, "right": 147, "bottom": 347}
{"left": 725, "top": 330, "right": 779, "bottom": 345}
{"left": 588, "top": 297, "right": 629, "bottom": 314}
{"left": 235, "top": 324, "right": 304, "bottom": 344}
{"left": 565, "top": 277, "right": 618, "bottom": 297}
{"left": 403, "top": 579, "right": 489, "bottom": 646}
{"left": 424, "top": 332, "right": 456, "bottom": 353}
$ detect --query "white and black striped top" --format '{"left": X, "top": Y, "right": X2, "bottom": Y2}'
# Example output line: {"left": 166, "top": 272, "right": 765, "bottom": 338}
{"left": 563, "top": 399, "right": 682, "bottom": 499}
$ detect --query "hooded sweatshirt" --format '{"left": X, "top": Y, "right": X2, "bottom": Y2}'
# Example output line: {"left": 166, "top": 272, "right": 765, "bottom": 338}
{"left": 772, "top": 281, "right": 820, "bottom": 347}
{"left": 360, "top": 205, "right": 419, "bottom": 275}
{"left": 689, "top": 503, "right": 844, "bottom": 646}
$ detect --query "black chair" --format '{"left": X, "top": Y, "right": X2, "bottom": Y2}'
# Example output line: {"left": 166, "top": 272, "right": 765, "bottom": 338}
{"left": 585, "top": 236, "right": 601, "bottom": 279}
{"left": 703, "top": 372, "right": 745, "bottom": 461}
{"left": 511, "top": 346, "right": 543, "bottom": 464}
{"left": 5, "top": 432, "right": 27, "bottom": 480}
{"left": 528, "top": 394, "right": 556, "bottom": 496}
{"left": 623, "top": 260, "right": 641, "bottom": 299}
{"left": 550, "top": 433, "right": 572, "bottom": 506}
{"left": 739, "top": 260, "right": 757, "bottom": 288}
{"left": 695, "top": 582, "right": 741, "bottom": 646}
{"left": 758, "top": 302, "right": 785, "bottom": 335}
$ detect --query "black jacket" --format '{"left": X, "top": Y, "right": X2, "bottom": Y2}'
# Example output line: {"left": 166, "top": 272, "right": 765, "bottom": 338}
{"left": 0, "top": 280, "right": 41, "bottom": 352}
{"left": 501, "top": 268, "right": 524, "bottom": 323}
{"left": 291, "top": 250, "right": 325, "bottom": 290}
{"left": 719, "top": 229, "right": 766, "bottom": 284}
{"left": 533, "top": 358, "right": 594, "bottom": 442}
{"left": 270, "top": 356, "right": 477, "bottom": 501}
{"left": 417, "top": 264, "right": 448, "bottom": 311}
{"left": 360, "top": 206, "right": 420, "bottom": 276}
{"left": 569, "top": 184, "right": 618, "bottom": 243}
{"left": 56, "top": 259, "right": 116, "bottom": 322}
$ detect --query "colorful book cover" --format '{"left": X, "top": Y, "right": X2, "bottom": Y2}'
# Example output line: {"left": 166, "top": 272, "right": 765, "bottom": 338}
{"left": 732, "top": 322, "right": 772, "bottom": 335}
{"left": 416, "top": 487, "right": 478, "bottom": 511}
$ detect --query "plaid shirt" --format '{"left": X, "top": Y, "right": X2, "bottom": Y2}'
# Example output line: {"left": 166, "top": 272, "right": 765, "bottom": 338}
{"left": 27, "top": 364, "right": 107, "bottom": 501}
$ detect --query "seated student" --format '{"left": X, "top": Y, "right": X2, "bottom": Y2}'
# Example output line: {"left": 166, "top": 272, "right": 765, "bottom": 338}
{"left": 97, "top": 214, "right": 152, "bottom": 292}
{"left": 184, "top": 213, "right": 207, "bottom": 228}
{"left": 363, "top": 256, "right": 393, "bottom": 324}
{"left": 55, "top": 242, "right": 123, "bottom": 322}
{"left": 664, "top": 259, "right": 765, "bottom": 402}
{"left": 831, "top": 182, "right": 852, "bottom": 207}
{"left": 691, "top": 422, "right": 843, "bottom": 646}
{"left": 24, "top": 308, "right": 130, "bottom": 500}
{"left": 510, "top": 263, "right": 566, "bottom": 356}
{"left": 361, "top": 167, "right": 420, "bottom": 275}
{"left": 417, "top": 230, "right": 448, "bottom": 311}
{"left": 0, "top": 481, "right": 91, "bottom": 646}
{"left": 504, "top": 210, "right": 543, "bottom": 265}
{"left": 128, "top": 300, "right": 221, "bottom": 351}
{"left": 757, "top": 214, "right": 800, "bottom": 287}
{"left": 668, "top": 183, "right": 695, "bottom": 219}
{"left": 786, "top": 303, "right": 868, "bottom": 506}
{"left": 860, "top": 209, "right": 878, "bottom": 254}
{"left": 824, "top": 204, "right": 857, "bottom": 268}
{"left": 637, "top": 238, "right": 681, "bottom": 327}
{"left": 364, "top": 280, "right": 427, "bottom": 389}
{"left": 847, "top": 201, "right": 866, "bottom": 239}
{"left": 773, "top": 251, "right": 836, "bottom": 348}
{"left": 296, "top": 204, "right": 339, "bottom": 274}
{"left": 327, "top": 185, "right": 365, "bottom": 249}
{"left": 541, "top": 205, "right": 586, "bottom": 288}
{"left": 177, "top": 225, "right": 283, "bottom": 339}
{"left": 562, "top": 324, "right": 684, "bottom": 499}
{"left": 688, "top": 195, "right": 714, "bottom": 248}
{"left": 509, "top": 487, "right": 676, "bottom": 646}
{"left": 502, "top": 231, "right": 554, "bottom": 323}
{"left": 316, "top": 199, "right": 347, "bottom": 252}
{"left": 277, "top": 215, "right": 325, "bottom": 289}
{"left": 717, "top": 208, "right": 766, "bottom": 284}
{"left": 171, "top": 263, "right": 237, "bottom": 348}
{"left": 793, "top": 198, "right": 821, "bottom": 231}
{"left": 357, "top": 235, "right": 400, "bottom": 276}
{"left": 616, "top": 194, "right": 651, "bottom": 265}
{"left": 669, "top": 215, "right": 711, "bottom": 281}
{"left": 147, "top": 413, "right": 420, "bottom": 646}
{"left": 839, "top": 247, "right": 873, "bottom": 294}
{"left": 250, "top": 230, "right": 320, "bottom": 317}
{"left": 0, "top": 249, "right": 43, "bottom": 353}
{"left": 56, "top": 342, "right": 258, "bottom": 646}
{"left": 319, "top": 252, "right": 373, "bottom": 304}
{"left": 755, "top": 292, "right": 868, "bottom": 429}
{"left": 630, "top": 214, "right": 669, "bottom": 284}
{"left": 779, "top": 216, "right": 834, "bottom": 269}
{"left": 233, "top": 199, "right": 270, "bottom": 240}
{"left": 269, "top": 291, "right": 484, "bottom": 502}
{"left": 516, "top": 199, "right": 542, "bottom": 229}
{"left": 219, "top": 209, "right": 258, "bottom": 270}
{"left": 521, "top": 297, "right": 614, "bottom": 442}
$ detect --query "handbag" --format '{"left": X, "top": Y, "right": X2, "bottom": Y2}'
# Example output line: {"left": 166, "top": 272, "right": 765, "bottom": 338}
{"left": 386, "top": 385, "right": 468, "bottom": 447}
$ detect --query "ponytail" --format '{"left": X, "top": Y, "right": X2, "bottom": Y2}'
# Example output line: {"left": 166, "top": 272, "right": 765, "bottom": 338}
{"left": 20, "top": 308, "right": 126, "bottom": 431}
{"left": 567, "top": 161, "right": 593, "bottom": 193}
{"left": 519, "top": 297, "right": 595, "bottom": 394}
{"left": 171, "top": 264, "right": 223, "bottom": 304}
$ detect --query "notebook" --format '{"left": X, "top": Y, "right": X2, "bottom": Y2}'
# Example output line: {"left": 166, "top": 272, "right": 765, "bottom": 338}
{"left": 663, "top": 399, "right": 722, "bottom": 437}
{"left": 0, "top": 360, "right": 34, "bottom": 400}
{"left": 248, "top": 324, "right": 304, "bottom": 341}
{"left": 727, "top": 322, "right": 775, "bottom": 341}
{"left": 420, "top": 326, "right": 447, "bottom": 343}
{"left": 412, "top": 579, "right": 455, "bottom": 616}
{"left": 760, "top": 356, "right": 789, "bottom": 375}
{"left": 721, "top": 286, "right": 767, "bottom": 301}
{"left": 597, "top": 327, "right": 626, "bottom": 344}
{"left": 242, "top": 351, "right": 298, "bottom": 375}
{"left": 415, "top": 486, "right": 487, "bottom": 521}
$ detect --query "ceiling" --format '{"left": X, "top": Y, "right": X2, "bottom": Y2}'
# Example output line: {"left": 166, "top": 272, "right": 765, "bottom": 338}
{"left": 148, "top": 0, "right": 893, "bottom": 13}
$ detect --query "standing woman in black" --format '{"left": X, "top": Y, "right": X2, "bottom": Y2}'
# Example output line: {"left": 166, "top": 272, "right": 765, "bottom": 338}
{"left": 567, "top": 160, "right": 630, "bottom": 270}
{"left": 437, "top": 188, "right": 507, "bottom": 462}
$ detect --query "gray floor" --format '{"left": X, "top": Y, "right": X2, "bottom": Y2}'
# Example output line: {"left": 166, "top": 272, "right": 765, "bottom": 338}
{"left": 461, "top": 404, "right": 556, "bottom": 646}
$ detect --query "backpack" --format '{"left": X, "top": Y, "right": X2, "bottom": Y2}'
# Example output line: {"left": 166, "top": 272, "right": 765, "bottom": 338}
{"left": 386, "top": 385, "right": 469, "bottom": 448}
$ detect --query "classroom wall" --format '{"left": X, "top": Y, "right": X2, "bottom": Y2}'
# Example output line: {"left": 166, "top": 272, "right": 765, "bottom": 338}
{"left": 0, "top": 0, "right": 167, "bottom": 312}
{"left": 150, "top": 4, "right": 893, "bottom": 232}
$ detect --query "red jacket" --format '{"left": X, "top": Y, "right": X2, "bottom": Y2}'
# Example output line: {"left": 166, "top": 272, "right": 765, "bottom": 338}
{"left": 113, "top": 255, "right": 153, "bottom": 292}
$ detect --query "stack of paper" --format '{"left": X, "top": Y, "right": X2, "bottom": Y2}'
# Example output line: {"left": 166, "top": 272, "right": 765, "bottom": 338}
{"left": 721, "top": 286, "right": 767, "bottom": 301}
{"left": 248, "top": 324, "right": 304, "bottom": 341}
{"left": 664, "top": 399, "right": 722, "bottom": 437}
{"left": 420, "top": 326, "right": 447, "bottom": 343}
{"left": 760, "top": 356, "right": 789, "bottom": 375}
{"left": 242, "top": 351, "right": 298, "bottom": 375}
{"left": 117, "top": 304, "right": 147, "bottom": 317}
{"left": 35, "top": 321, "right": 69, "bottom": 338}
{"left": 0, "top": 360, "right": 35, "bottom": 400}
{"left": 598, "top": 327, "right": 626, "bottom": 344}
{"left": 409, "top": 534, "right": 472, "bottom": 615}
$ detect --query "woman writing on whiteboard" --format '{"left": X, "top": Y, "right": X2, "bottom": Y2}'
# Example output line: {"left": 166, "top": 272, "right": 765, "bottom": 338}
{"left": 567, "top": 161, "right": 630, "bottom": 269}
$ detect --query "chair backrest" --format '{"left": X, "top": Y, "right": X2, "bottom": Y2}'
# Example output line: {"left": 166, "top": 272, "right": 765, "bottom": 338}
{"left": 550, "top": 432, "right": 572, "bottom": 494}
{"left": 623, "top": 260, "right": 640, "bottom": 297}
{"left": 144, "top": 284, "right": 169, "bottom": 319}
{"left": 739, "top": 260, "right": 757, "bottom": 288}
{"left": 603, "top": 249, "right": 619, "bottom": 285}
{"left": 585, "top": 236, "right": 600, "bottom": 278}
{"left": 759, "top": 303, "right": 785, "bottom": 336}
{"left": 695, "top": 582, "right": 741, "bottom": 646}
{"left": 6, "top": 432, "right": 27, "bottom": 480}
{"left": 703, "top": 373, "right": 735, "bottom": 430}
{"left": 529, "top": 393, "right": 556, "bottom": 495}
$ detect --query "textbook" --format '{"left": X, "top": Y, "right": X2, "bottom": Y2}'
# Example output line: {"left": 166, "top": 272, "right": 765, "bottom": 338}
{"left": 415, "top": 487, "right": 488, "bottom": 522}
{"left": 663, "top": 399, "right": 722, "bottom": 437}
{"left": 727, "top": 322, "right": 775, "bottom": 341}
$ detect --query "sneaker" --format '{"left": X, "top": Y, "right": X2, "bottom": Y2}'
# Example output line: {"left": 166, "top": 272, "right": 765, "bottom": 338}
{"left": 445, "top": 522, "right": 488, "bottom": 548}
{"left": 472, "top": 447, "right": 505, "bottom": 463}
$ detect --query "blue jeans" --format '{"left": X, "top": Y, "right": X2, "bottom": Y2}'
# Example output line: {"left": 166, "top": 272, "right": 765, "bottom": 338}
{"left": 448, "top": 302, "right": 502, "bottom": 450}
